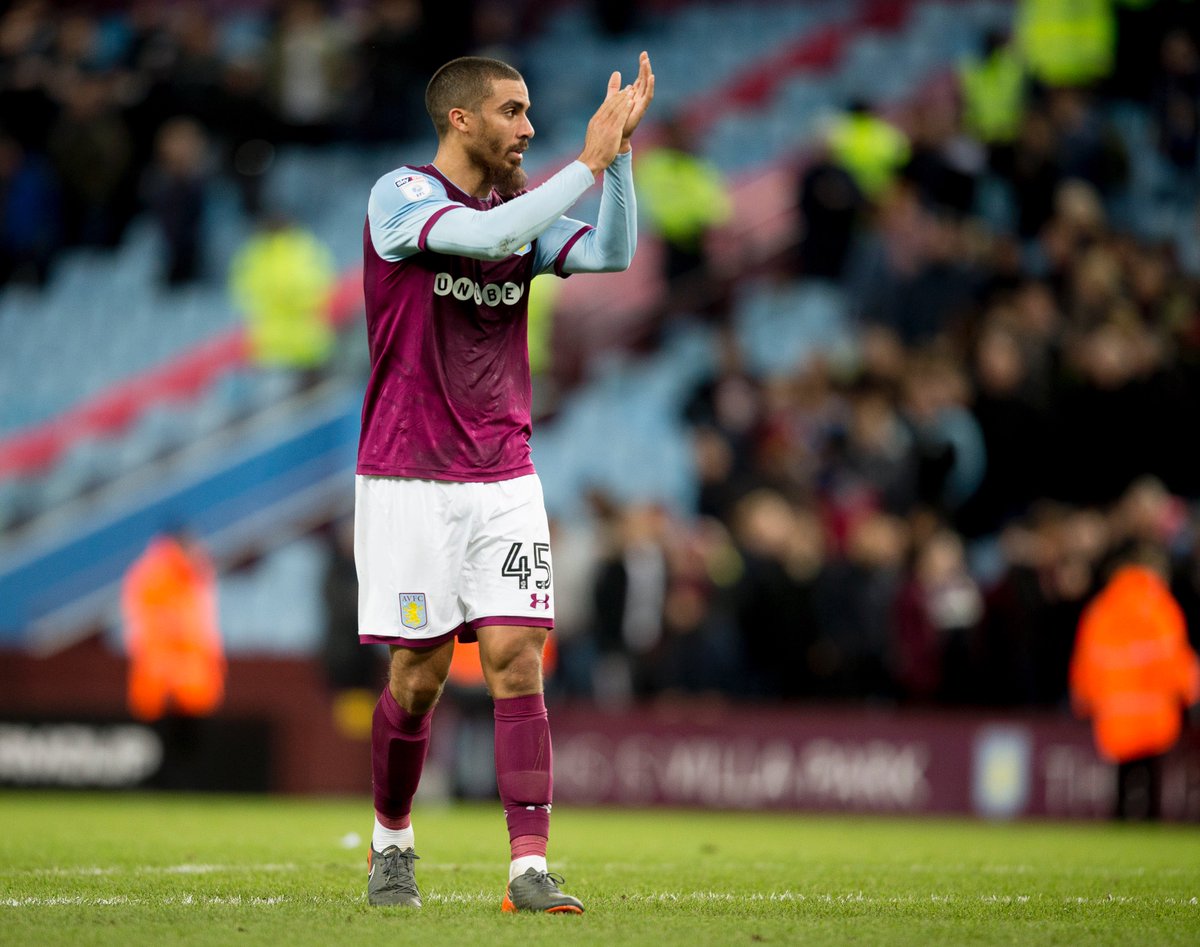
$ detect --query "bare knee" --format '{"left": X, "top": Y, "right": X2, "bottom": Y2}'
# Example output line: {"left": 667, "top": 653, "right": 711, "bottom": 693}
{"left": 388, "top": 643, "right": 452, "bottom": 714}
{"left": 389, "top": 671, "right": 444, "bottom": 714}
{"left": 489, "top": 649, "right": 543, "bottom": 697}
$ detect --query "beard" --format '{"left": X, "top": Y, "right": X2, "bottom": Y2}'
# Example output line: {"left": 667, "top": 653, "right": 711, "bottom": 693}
{"left": 470, "top": 129, "right": 528, "bottom": 197}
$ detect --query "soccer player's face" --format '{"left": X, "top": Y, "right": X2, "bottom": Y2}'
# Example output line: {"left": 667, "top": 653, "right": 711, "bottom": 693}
{"left": 470, "top": 79, "right": 534, "bottom": 196}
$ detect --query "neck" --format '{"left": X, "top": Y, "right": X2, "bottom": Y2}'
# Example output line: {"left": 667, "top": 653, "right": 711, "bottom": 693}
{"left": 431, "top": 144, "right": 491, "bottom": 198}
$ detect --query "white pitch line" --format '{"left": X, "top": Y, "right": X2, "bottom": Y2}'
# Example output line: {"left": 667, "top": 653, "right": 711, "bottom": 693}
{"left": 3, "top": 892, "right": 1198, "bottom": 909}
{"left": 18, "top": 861, "right": 1193, "bottom": 882}
{"left": 17, "top": 862, "right": 511, "bottom": 879}
{"left": 24, "top": 864, "right": 299, "bottom": 878}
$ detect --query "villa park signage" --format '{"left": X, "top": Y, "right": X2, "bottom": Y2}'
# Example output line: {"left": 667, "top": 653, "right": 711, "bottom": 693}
{"left": 547, "top": 706, "right": 1200, "bottom": 821}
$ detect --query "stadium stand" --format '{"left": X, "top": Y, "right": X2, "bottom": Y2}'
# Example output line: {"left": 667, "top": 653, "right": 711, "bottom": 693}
{"left": 3, "top": 0, "right": 1200, "bottom": 718}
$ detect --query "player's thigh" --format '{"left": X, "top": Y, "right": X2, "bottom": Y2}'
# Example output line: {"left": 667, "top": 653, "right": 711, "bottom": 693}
{"left": 355, "top": 475, "right": 470, "bottom": 639}
{"left": 476, "top": 624, "right": 548, "bottom": 698}
{"left": 461, "top": 475, "right": 556, "bottom": 625}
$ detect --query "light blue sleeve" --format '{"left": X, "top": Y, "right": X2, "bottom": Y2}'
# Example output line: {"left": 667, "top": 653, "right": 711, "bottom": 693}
{"left": 425, "top": 162, "right": 596, "bottom": 261}
{"left": 560, "top": 150, "right": 637, "bottom": 274}
{"left": 532, "top": 216, "right": 593, "bottom": 276}
{"left": 367, "top": 168, "right": 459, "bottom": 262}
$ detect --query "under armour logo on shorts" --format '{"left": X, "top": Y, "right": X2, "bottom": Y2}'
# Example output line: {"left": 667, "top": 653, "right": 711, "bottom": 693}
{"left": 530, "top": 593, "right": 550, "bottom": 609}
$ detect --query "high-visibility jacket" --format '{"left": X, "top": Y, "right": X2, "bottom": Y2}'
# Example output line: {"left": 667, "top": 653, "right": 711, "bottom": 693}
{"left": 635, "top": 147, "right": 732, "bottom": 250}
{"left": 1070, "top": 565, "right": 1200, "bottom": 763}
{"left": 826, "top": 113, "right": 911, "bottom": 200}
{"left": 1016, "top": 0, "right": 1116, "bottom": 87}
{"left": 526, "top": 274, "right": 560, "bottom": 377}
{"left": 122, "top": 536, "right": 226, "bottom": 721}
{"left": 230, "top": 226, "right": 336, "bottom": 368}
{"left": 959, "top": 46, "right": 1026, "bottom": 144}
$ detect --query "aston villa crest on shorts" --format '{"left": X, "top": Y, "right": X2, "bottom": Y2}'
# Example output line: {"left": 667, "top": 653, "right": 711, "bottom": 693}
{"left": 399, "top": 592, "right": 428, "bottom": 630}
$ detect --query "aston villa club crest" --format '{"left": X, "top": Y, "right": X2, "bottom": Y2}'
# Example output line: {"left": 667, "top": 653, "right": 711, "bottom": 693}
{"left": 399, "top": 592, "right": 428, "bottom": 630}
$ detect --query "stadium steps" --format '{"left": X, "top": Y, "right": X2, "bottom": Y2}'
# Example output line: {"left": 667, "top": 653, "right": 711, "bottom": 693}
{"left": 0, "top": 380, "right": 361, "bottom": 652}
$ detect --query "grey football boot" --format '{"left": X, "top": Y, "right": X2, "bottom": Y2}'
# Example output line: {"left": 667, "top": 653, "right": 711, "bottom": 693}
{"left": 367, "top": 845, "right": 422, "bottom": 907}
{"left": 501, "top": 868, "right": 584, "bottom": 914}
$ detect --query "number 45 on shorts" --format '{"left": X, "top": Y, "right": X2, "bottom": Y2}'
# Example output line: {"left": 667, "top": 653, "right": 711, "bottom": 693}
{"left": 501, "top": 542, "right": 551, "bottom": 590}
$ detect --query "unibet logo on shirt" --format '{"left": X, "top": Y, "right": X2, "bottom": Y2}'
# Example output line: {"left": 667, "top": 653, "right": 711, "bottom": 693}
{"left": 433, "top": 272, "right": 525, "bottom": 307}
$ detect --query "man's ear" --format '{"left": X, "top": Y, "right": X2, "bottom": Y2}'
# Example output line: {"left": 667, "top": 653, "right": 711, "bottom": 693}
{"left": 448, "top": 107, "right": 471, "bottom": 134}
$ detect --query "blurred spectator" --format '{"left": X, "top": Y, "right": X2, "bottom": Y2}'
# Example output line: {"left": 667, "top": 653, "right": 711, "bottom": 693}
{"left": 1070, "top": 544, "right": 1200, "bottom": 819}
{"left": 795, "top": 147, "right": 863, "bottom": 281}
{"left": 959, "top": 31, "right": 1027, "bottom": 162}
{"left": 893, "top": 527, "right": 984, "bottom": 704}
{"left": 230, "top": 216, "right": 336, "bottom": 371}
{"left": 159, "top": 6, "right": 224, "bottom": 124}
{"left": 683, "top": 329, "right": 764, "bottom": 491}
{"left": 899, "top": 351, "right": 986, "bottom": 515}
{"left": 321, "top": 517, "right": 377, "bottom": 693}
{"left": 212, "top": 57, "right": 278, "bottom": 217}
{"left": 849, "top": 180, "right": 984, "bottom": 346}
{"left": 691, "top": 425, "right": 743, "bottom": 522}
{"left": 46, "top": 70, "right": 133, "bottom": 247}
{"left": 1048, "top": 317, "right": 1164, "bottom": 506}
{"left": 998, "top": 107, "right": 1062, "bottom": 239}
{"left": 730, "top": 490, "right": 822, "bottom": 698}
{"left": 956, "top": 320, "right": 1051, "bottom": 537}
{"left": 121, "top": 530, "right": 225, "bottom": 722}
{"left": 526, "top": 273, "right": 561, "bottom": 411}
{"left": 635, "top": 117, "right": 731, "bottom": 302}
{"left": 1045, "top": 88, "right": 1127, "bottom": 197}
{"left": 822, "top": 377, "right": 919, "bottom": 520}
{"left": 901, "top": 93, "right": 985, "bottom": 217}
{"left": 321, "top": 517, "right": 382, "bottom": 740}
{"left": 811, "top": 511, "right": 908, "bottom": 699}
{"left": 544, "top": 510, "right": 605, "bottom": 698}
{"left": 354, "top": 0, "right": 426, "bottom": 143}
{"left": 1151, "top": 29, "right": 1200, "bottom": 180}
{"left": 825, "top": 100, "right": 910, "bottom": 203}
{"left": 143, "top": 116, "right": 209, "bottom": 285}
{"left": 592, "top": 503, "right": 669, "bottom": 702}
{"left": 0, "top": 130, "right": 60, "bottom": 286}
{"left": 266, "top": 0, "right": 352, "bottom": 143}
{"left": 1016, "top": 0, "right": 1115, "bottom": 89}
{"left": 754, "top": 357, "right": 847, "bottom": 501}
{"left": 656, "top": 516, "right": 741, "bottom": 695}
{"left": 981, "top": 504, "right": 1105, "bottom": 706}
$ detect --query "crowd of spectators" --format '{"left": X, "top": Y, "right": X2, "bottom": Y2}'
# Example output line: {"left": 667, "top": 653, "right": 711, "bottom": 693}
{"left": 0, "top": 0, "right": 509, "bottom": 287}
{"left": 541, "top": 2, "right": 1200, "bottom": 712}
{"left": 5, "top": 1, "right": 1200, "bottom": 715}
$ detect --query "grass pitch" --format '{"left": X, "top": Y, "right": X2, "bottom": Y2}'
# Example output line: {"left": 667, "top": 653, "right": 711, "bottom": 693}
{"left": 0, "top": 793, "right": 1197, "bottom": 946}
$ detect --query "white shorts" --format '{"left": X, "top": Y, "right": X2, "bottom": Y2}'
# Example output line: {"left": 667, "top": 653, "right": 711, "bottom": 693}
{"left": 355, "top": 474, "right": 555, "bottom": 647}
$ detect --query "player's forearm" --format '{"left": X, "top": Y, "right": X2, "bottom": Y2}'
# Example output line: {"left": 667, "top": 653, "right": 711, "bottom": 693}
{"left": 562, "top": 151, "right": 637, "bottom": 273}
{"left": 424, "top": 162, "right": 596, "bottom": 260}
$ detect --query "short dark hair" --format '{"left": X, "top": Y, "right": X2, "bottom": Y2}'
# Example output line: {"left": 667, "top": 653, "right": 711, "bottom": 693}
{"left": 425, "top": 56, "right": 523, "bottom": 137}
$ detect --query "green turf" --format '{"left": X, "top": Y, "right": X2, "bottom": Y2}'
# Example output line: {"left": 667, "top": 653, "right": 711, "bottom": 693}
{"left": 0, "top": 793, "right": 1197, "bottom": 946}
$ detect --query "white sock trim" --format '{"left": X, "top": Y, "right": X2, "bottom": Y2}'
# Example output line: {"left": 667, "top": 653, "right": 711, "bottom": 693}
{"left": 509, "top": 854, "right": 547, "bottom": 881}
{"left": 373, "top": 817, "right": 414, "bottom": 852}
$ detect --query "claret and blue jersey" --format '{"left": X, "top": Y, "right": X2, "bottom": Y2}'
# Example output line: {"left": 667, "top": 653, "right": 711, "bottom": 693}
{"left": 358, "top": 165, "right": 592, "bottom": 483}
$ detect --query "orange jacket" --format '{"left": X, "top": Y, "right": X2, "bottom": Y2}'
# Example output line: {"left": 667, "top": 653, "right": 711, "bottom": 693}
{"left": 121, "top": 536, "right": 226, "bottom": 720}
{"left": 1070, "top": 565, "right": 1200, "bottom": 763}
